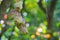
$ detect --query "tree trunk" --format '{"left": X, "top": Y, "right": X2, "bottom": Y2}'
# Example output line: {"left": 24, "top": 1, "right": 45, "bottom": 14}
{"left": 47, "top": 0, "right": 57, "bottom": 40}
{"left": 38, "top": 0, "right": 57, "bottom": 40}
{"left": 47, "top": 11, "right": 54, "bottom": 40}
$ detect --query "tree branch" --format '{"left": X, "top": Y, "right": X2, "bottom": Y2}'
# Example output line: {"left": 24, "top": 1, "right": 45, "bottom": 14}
{"left": 38, "top": 0, "right": 46, "bottom": 13}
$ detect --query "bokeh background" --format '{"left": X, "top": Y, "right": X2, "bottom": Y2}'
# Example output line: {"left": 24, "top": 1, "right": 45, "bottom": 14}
{"left": 0, "top": 0, "right": 60, "bottom": 40}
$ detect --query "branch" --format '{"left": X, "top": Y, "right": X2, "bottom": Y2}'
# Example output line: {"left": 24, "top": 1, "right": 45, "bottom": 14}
{"left": 38, "top": 0, "right": 46, "bottom": 13}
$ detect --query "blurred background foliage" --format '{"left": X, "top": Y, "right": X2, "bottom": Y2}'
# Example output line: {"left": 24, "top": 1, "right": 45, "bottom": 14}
{"left": 0, "top": 0, "right": 60, "bottom": 40}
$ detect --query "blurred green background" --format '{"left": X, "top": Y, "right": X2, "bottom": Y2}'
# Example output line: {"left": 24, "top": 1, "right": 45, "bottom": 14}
{"left": 0, "top": 0, "right": 60, "bottom": 40}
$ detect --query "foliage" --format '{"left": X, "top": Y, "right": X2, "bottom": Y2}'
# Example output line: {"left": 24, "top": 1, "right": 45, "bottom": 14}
{"left": 0, "top": 0, "right": 60, "bottom": 40}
